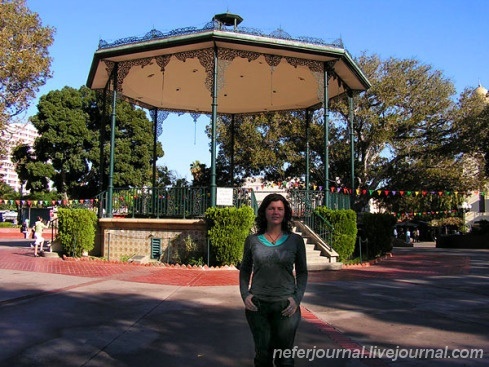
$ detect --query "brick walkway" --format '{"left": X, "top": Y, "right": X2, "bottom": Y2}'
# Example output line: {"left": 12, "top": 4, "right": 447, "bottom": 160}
{"left": 0, "top": 243, "right": 483, "bottom": 367}
{"left": 0, "top": 245, "right": 471, "bottom": 287}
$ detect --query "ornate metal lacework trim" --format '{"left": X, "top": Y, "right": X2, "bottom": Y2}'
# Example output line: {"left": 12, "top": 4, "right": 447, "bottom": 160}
{"left": 149, "top": 109, "right": 168, "bottom": 137}
{"left": 98, "top": 21, "right": 343, "bottom": 50}
{"left": 174, "top": 49, "right": 214, "bottom": 92}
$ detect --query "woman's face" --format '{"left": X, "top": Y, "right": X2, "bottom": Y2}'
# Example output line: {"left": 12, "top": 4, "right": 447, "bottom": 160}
{"left": 265, "top": 199, "right": 285, "bottom": 226}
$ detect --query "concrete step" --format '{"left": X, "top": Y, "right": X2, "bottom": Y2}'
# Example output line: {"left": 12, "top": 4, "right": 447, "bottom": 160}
{"left": 294, "top": 228, "right": 342, "bottom": 271}
{"left": 307, "top": 261, "right": 343, "bottom": 271}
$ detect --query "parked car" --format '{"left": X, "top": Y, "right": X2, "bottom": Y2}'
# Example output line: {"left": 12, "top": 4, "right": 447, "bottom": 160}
{"left": 0, "top": 210, "right": 18, "bottom": 223}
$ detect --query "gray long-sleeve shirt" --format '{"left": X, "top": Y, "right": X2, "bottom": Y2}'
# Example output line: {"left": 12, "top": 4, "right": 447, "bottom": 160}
{"left": 239, "top": 232, "right": 308, "bottom": 305}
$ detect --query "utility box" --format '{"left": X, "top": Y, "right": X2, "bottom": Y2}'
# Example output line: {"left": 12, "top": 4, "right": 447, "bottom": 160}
{"left": 150, "top": 238, "right": 161, "bottom": 260}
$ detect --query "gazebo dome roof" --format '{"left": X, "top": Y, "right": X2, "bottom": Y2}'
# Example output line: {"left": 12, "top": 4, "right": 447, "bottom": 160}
{"left": 87, "top": 15, "right": 370, "bottom": 115}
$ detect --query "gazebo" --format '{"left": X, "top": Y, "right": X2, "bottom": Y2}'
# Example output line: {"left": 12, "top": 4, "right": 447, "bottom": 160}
{"left": 86, "top": 13, "right": 370, "bottom": 217}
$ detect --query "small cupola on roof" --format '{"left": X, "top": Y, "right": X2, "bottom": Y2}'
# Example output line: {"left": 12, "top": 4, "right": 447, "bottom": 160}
{"left": 213, "top": 13, "right": 243, "bottom": 30}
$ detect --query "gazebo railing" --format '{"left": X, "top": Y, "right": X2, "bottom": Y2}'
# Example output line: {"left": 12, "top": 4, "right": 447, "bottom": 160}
{"left": 287, "top": 190, "right": 350, "bottom": 217}
{"left": 95, "top": 187, "right": 350, "bottom": 219}
{"left": 96, "top": 187, "right": 210, "bottom": 218}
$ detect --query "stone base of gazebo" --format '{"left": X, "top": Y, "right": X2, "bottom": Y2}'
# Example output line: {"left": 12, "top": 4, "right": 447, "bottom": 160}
{"left": 95, "top": 218, "right": 207, "bottom": 263}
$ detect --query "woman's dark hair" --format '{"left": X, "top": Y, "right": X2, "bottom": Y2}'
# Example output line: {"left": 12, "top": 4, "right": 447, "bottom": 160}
{"left": 255, "top": 193, "right": 293, "bottom": 234}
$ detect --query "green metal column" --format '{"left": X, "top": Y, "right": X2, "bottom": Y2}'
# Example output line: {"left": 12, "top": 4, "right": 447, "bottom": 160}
{"left": 348, "top": 90, "right": 355, "bottom": 209}
{"left": 151, "top": 108, "right": 158, "bottom": 215}
{"left": 323, "top": 65, "right": 330, "bottom": 206}
{"left": 210, "top": 46, "right": 218, "bottom": 207}
{"left": 230, "top": 114, "right": 235, "bottom": 186}
{"left": 305, "top": 109, "right": 310, "bottom": 194}
{"left": 107, "top": 63, "right": 118, "bottom": 218}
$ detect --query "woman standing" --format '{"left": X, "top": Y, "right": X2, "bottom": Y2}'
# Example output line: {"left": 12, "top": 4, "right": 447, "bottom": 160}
{"left": 240, "top": 193, "right": 308, "bottom": 367}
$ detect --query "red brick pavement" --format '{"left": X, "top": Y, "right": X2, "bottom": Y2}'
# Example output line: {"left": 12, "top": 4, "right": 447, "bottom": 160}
{"left": 0, "top": 245, "right": 471, "bottom": 367}
{"left": 0, "top": 246, "right": 471, "bottom": 287}
{"left": 0, "top": 228, "right": 54, "bottom": 240}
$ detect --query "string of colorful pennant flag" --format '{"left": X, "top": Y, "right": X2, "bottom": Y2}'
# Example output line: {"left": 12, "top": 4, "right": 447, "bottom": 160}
{"left": 1, "top": 188, "right": 487, "bottom": 207}
{"left": 0, "top": 199, "right": 98, "bottom": 208}
{"left": 330, "top": 187, "right": 486, "bottom": 198}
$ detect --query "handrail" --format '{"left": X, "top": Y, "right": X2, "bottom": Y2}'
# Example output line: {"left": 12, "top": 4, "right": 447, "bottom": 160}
{"left": 50, "top": 217, "right": 58, "bottom": 241}
{"left": 250, "top": 191, "right": 259, "bottom": 216}
{"left": 303, "top": 210, "right": 334, "bottom": 251}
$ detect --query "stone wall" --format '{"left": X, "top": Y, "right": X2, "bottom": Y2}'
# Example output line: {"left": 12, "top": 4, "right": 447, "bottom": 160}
{"left": 96, "top": 218, "right": 207, "bottom": 262}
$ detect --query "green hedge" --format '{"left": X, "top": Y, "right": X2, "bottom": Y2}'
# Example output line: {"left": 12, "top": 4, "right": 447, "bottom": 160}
{"left": 205, "top": 206, "right": 255, "bottom": 266}
{"left": 315, "top": 207, "right": 357, "bottom": 261}
{"left": 57, "top": 208, "right": 98, "bottom": 257}
{"left": 359, "top": 213, "right": 397, "bottom": 258}
{"left": 0, "top": 222, "right": 16, "bottom": 228}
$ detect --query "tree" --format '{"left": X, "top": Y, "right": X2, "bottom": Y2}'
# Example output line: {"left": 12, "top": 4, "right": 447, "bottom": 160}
{"left": 329, "top": 54, "right": 473, "bottom": 210}
{"left": 23, "top": 86, "right": 163, "bottom": 198}
{"left": 213, "top": 112, "right": 311, "bottom": 185}
{"left": 0, "top": 179, "right": 17, "bottom": 200}
{"left": 0, "top": 0, "right": 54, "bottom": 140}
{"left": 156, "top": 165, "right": 176, "bottom": 187}
{"left": 29, "top": 87, "right": 97, "bottom": 198}
{"left": 11, "top": 143, "right": 54, "bottom": 193}
{"left": 450, "top": 88, "right": 489, "bottom": 179}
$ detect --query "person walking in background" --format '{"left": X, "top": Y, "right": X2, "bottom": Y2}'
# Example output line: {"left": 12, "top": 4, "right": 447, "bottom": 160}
{"left": 240, "top": 193, "right": 308, "bottom": 367}
{"left": 406, "top": 228, "right": 411, "bottom": 245}
{"left": 414, "top": 228, "right": 420, "bottom": 243}
{"left": 32, "top": 216, "right": 49, "bottom": 257}
{"left": 21, "top": 220, "right": 28, "bottom": 239}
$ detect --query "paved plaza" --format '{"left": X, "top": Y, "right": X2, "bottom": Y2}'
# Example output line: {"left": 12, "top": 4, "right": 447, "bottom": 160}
{"left": 0, "top": 240, "right": 488, "bottom": 366}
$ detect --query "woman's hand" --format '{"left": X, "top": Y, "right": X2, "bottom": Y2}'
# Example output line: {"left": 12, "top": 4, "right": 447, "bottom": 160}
{"left": 282, "top": 297, "right": 298, "bottom": 317}
{"left": 244, "top": 294, "right": 258, "bottom": 311}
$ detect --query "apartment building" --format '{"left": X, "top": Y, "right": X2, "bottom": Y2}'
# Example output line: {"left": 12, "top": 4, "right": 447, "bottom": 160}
{"left": 0, "top": 122, "right": 38, "bottom": 193}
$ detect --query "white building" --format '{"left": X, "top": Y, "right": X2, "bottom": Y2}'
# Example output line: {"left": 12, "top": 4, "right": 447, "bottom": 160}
{"left": 0, "top": 122, "right": 38, "bottom": 193}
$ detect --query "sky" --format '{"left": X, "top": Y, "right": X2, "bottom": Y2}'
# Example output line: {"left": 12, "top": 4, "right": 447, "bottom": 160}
{"left": 25, "top": 0, "right": 489, "bottom": 180}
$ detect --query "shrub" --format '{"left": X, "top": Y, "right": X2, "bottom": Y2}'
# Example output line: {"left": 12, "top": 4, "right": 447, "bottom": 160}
{"left": 205, "top": 205, "right": 255, "bottom": 266}
{"left": 166, "top": 234, "right": 204, "bottom": 266}
{"left": 314, "top": 207, "right": 357, "bottom": 261}
{"left": 0, "top": 222, "right": 16, "bottom": 228}
{"left": 57, "top": 208, "right": 98, "bottom": 257}
{"left": 359, "top": 212, "right": 397, "bottom": 258}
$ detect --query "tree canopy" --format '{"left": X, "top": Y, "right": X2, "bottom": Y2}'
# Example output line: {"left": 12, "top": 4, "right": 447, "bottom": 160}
{"left": 0, "top": 0, "right": 54, "bottom": 135}
{"left": 18, "top": 86, "right": 164, "bottom": 199}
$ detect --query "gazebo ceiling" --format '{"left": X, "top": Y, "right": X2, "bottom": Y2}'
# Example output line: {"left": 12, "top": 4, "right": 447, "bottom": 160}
{"left": 87, "top": 17, "right": 370, "bottom": 115}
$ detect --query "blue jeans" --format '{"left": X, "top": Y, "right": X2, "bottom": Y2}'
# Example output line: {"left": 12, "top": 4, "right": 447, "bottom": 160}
{"left": 245, "top": 298, "right": 301, "bottom": 367}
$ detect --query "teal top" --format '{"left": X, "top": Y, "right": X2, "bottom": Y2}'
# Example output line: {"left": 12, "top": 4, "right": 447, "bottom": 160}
{"left": 257, "top": 233, "right": 289, "bottom": 247}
